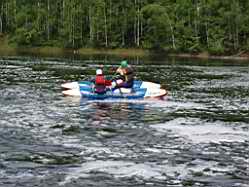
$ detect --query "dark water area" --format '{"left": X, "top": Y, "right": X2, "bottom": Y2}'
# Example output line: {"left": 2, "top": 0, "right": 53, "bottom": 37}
{"left": 0, "top": 55, "right": 249, "bottom": 187}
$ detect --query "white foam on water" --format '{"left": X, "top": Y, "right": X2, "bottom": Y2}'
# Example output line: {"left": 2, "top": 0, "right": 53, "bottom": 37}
{"left": 0, "top": 169, "right": 36, "bottom": 180}
{"left": 59, "top": 160, "right": 188, "bottom": 185}
{"left": 79, "top": 146, "right": 112, "bottom": 155}
{"left": 152, "top": 101, "right": 205, "bottom": 109}
{"left": 151, "top": 118, "right": 249, "bottom": 143}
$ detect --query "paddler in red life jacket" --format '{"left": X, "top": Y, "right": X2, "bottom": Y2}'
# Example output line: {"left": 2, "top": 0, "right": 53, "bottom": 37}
{"left": 113, "top": 60, "right": 134, "bottom": 89}
{"left": 94, "top": 69, "right": 112, "bottom": 94}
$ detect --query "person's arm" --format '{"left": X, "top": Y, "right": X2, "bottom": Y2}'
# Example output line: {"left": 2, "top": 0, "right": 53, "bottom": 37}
{"left": 116, "top": 68, "right": 124, "bottom": 75}
{"left": 116, "top": 67, "right": 121, "bottom": 73}
{"left": 125, "top": 66, "right": 133, "bottom": 75}
{"left": 105, "top": 80, "right": 112, "bottom": 86}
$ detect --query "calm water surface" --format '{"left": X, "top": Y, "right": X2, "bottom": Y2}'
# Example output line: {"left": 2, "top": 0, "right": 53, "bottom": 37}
{"left": 0, "top": 56, "right": 249, "bottom": 187}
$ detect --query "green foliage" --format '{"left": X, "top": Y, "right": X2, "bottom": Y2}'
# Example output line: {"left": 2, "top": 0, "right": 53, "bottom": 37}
{"left": 1, "top": 0, "right": 249, "bottom": 54}
{"left": 141, "top": 4, "right": 166, "bottom": 49}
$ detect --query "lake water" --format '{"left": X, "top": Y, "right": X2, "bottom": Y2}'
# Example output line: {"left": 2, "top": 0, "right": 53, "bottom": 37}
{"left": 0, "top": 55, "right": 249, "bottom": 187}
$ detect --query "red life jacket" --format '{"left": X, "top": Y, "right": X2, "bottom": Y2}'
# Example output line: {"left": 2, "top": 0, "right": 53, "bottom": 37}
{"left": 95, "top": 75, "right": 106, "bottom": 85}
{"left": 95, "top": 75, "right": 107, "bottom": 94}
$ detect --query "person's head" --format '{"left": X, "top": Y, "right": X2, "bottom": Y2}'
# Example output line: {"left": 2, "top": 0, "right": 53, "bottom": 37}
{"left": 96, "top": 69, "right": 103, "bottom": 75}
{"left": 120, "top": 60, "right": 128, "bottom": 68}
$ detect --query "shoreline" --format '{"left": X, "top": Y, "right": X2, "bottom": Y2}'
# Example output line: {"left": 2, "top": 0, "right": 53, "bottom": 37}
{"left": 1, "top": 35, "right": 249, "bottom": 61}
{"left": 0, "top": 44, "right": 249, "bottom": 61}
{"left": 168, "top": 52, "right": 249, "bottom": 61}
{"left": 0, "top": 46, "right": 150, "bottom": 58}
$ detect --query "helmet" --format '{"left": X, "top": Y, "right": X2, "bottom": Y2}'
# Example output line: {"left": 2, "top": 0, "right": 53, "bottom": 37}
{"left": 120, "top": 60, "right": 128, "bottom": 68}
{"left": 96, "top": 69, "right": 103, "bottom": 75}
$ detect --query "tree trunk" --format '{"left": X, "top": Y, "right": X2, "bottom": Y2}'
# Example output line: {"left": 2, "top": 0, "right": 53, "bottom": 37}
{"left": 235, "top": 24, "right": 239, "bottom": 50}
{"left": 81, "top": 14, "right": 84, "bottom": 46}
{"left": 137, "top": 0, "right": 140, "bottom": 47}
{"left": 109, "top": 0, "right": 112, "bottom": 36}
{"left": 141, "top": 11, "right": 143, "bottom": 46}
{"left": 72, "top": 5, "right": 75, "bottom": 48}
{"left": 134, "top": 0, "right": 137, "bottom": 45}
{"left": 37, "top": 2, "right": 40, "bottom": 32}
{"left": 13, "top": 0, "right": 17, "bottom": 29}
{"left": 0, "top": 3, "right": 3, "bottom": 33}
{"left": 89, "top": 6, "right": 93, "bottom": 43}
{"left": 80, "top": 3, "right": 83, "bottom": 46}
{"left": 195, "top": 3, "right": 199, "bottom": 40}
{"left": 205, "top": 22, "right": 209, "bottom": 48}
{"left": 0, "top": 16, "right": 2, "bottom": 33}
{"left": 5, "top": 2, "right": 8, "bottom": 28}
{"left": 205, "top": 1, "right": 209, "bottom": 48}
{"left": 165, "top": 11, "right": 176, "bottom": 49}
{"left": 104, "top": 3, "right": 108, "bottom": 47}
{"left": 47, "top": 0, "right": 50, "bottom": 41}
{"left": 121, "top": 5, "right": 125, "bottom": 46}
{"left": 62, "top": 0, "right": 65, "bottom": 21}
{"left": 170, "top": 24, "right": 176, "bottom": 49}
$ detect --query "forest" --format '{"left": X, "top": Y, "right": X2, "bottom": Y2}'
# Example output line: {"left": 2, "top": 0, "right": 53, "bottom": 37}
{"left": 0, "top": 0, "right": 249, "bottom": 54}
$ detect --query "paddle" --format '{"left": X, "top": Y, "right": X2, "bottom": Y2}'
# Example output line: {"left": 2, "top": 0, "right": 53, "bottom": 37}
{"left": 102, "top": 64, "right": 125, "bottom": 94}
{"left": 110, "top": 66, "right": 125, "bottom": 95}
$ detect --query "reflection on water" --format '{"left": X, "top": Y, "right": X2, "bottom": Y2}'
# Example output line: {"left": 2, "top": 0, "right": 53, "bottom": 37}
{"left": 0, "top": 57, "right": 249, "bottom": 187}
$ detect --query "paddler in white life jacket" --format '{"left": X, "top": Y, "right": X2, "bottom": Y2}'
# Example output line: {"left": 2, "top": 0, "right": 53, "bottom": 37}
{"left": 112, "top": 60, "right": 134, "bottom": 89}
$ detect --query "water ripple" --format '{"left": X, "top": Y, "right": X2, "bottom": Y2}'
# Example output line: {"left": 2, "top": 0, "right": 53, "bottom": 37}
{"left": 0, "top": 58, "right": 248, "bottom": 187}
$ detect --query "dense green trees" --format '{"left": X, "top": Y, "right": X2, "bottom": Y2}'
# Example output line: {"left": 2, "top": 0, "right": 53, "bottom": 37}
{"left": 0, "top": 0, "right": 249, "bottom": 54}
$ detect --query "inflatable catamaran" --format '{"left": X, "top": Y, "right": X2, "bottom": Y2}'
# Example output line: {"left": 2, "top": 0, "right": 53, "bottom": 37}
{"left": 61, "top": 81, "right": 167, "bottom": 99}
